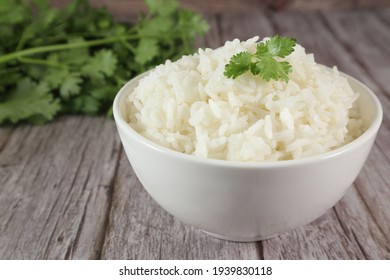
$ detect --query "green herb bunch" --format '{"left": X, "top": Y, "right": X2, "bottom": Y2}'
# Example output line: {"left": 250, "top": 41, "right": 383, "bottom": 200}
{"left": 0, "top": 0, "right": 209, "bottom": 125}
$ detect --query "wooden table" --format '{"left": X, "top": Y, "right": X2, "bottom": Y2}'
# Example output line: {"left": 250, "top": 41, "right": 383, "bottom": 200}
{"left": 1, "top": 8, "right": 389, "bottom": 260}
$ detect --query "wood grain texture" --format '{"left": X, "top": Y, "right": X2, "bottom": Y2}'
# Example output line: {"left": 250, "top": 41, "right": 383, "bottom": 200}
{"left": 0, "top": 9, "right": 389, "bottom": 260}
{"left": 0, "top": 117, "right": 121, "bottom": 259}
{"left": 219, "top": 11, "right": 274, "bottom": 40}
{"left": 322, "top": 11, "right": 390, "bottom": 97}
{"left": 378, "top": 9, "right": 390, "bottom": 25}
{"left": 263, "top": 210, "right": 370, "bottom": 259}
{"left": 282, "top": 0, "right": 390, "bottom": 10}
{"left": 195, "top": 15, "right": 221, "bottom": 49}
{"left": 101, "top": 153, "right": 260, "bottom": 259}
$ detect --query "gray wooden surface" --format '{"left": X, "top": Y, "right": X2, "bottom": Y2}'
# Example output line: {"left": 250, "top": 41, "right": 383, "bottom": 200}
{"left": 1, "top": 9, "right": 389, "bottom": 260}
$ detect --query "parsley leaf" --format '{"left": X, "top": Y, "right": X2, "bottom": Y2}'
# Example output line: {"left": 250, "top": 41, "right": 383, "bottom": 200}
{"left": 224, "top": 52, "right": 252, "bottom": 79}
{"left": 145, "top": 0, "right": 178, "bottom": 16}
{"left": 254, "top": 58, "right": 292, "bottom": 82}
{"left": 60, "top": 74, "right": 82, "bottom": 98}
{"left": 81, "top": 49, "right": 118, "bottom": 80}
{"left": 0, "top": 78, "right": 60, "bottom": 124}
{"left": 94, "top": 50, "right": 118, "bottom": 77}
{"left": 135, "top": 38, "right": 159, "bottom": 65}
{"left": 224, "top": 35, "right": 296, "bottom": 82}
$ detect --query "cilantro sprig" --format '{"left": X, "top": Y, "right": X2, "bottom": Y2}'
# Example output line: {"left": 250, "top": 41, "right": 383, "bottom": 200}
{"left": 224, "top": 35, "right": 296, "bottom": 82}
{"left": 0, "top": 0, "right": 208, "bottom": 125}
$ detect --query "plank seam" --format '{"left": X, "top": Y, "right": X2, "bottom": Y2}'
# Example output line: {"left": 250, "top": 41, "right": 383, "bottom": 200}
{"left": 266, "top": 10, "right": 281, "bottom": 34}
{"left": 71, "top": 178, "right": 93, "bottom": 259}
{"left": 351, "top": 230, "right": 370, "bottom": 260}
{"left": 0, "top": 199, "right": 20, "bottom": 234}
{"left": 96, "top": 144, "right": 122, "bottom": 260}
{"left": 256, "top": 241, "right": 265, "bottom": 260}
{"left": 214, "top": 13, "right": 223, "bottom": 44}
{"left": 375, "top": 140, "right": 390, "bottom": 164}
{"left": 352, "top": 180, "right": 389, "bottom": 244}
{"left": 0, "top": 128, "right": 13, "bottom": 155}
{"left": 42, "top": 215, "right": 62, "bottom": 259}
{"left": 332, "top": 208, "right": 352, "bottom": 242}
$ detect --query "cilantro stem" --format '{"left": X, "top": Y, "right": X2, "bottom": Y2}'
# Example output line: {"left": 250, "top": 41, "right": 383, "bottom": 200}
{"left": 0, "top": 34, "right": 139, "bottom": 65}
{"left": 120, "top": 39, "right": 137, "bottom": 54}
{"left": 18, "top": 57, "right": 63, "bottom": 68}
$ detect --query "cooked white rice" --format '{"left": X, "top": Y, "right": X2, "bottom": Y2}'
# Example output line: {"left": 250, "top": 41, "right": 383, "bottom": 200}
{"left": 126, "top": 36, "right": 364, "bottom": 161}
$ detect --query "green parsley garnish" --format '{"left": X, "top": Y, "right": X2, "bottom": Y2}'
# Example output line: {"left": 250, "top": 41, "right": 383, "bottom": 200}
{"left": 224, "top": 35, "right": 296, "bottom": 82}
{"left": 0, "top": 0, "right": 208, "bottom": 125}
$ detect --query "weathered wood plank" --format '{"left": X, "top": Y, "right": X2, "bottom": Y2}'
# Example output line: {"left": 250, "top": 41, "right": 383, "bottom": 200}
{"left": 195, "top": 15, "right": 221, "bottom": 49}
{"left": 353, "top": 147, "right": 390, "bottom": 246}
{"left": 277, "top": 0, "right": 355, "bottom": 10}
{"left": 260, "top": 10, "right": 390, "bottom": 259}
{"left": 101, "top": 153, "right": 260, "bottom": 259}
{"left": 263, "top": 211, "right": 367, "bottom": 259}
{"left": 332, "top": 185, "right": 388, "bottom": 260}
{"left": 284, "top": 0, "right": 390, "bottom": 10}
{"left": 0, "top": 117, "right": 121, "bottom": 259}
{"left": 263, "top": 157, "right": 389, "bottom": 259}
{"left": 322, "top": 10, "right": 390, "bottom": 98}
{"left": 0, "top": 127, "right": 12, "bottom": 155}
{"left": 320, "top": 10, "right": 390, "bottom": 161}
{"left": 377, "top": 9, "right": 390, "bottom": 25}
{"left": 219, "top": 11, "right": 274, "bottom": 40}
{"left": 320, "top": 9, "right": 390, "bottom": 167}
{"left": 263, "top": 149, "right": 390, "bottom": 259}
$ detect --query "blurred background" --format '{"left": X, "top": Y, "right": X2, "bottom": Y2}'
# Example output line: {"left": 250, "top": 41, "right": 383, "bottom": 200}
{"left": 53, "top": 0, "right": 390, "bottom": 17}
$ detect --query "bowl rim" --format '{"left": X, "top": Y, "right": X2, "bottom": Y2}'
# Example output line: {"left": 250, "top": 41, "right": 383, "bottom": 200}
{"left": 113, "top": 70, "right": 383, "bottom": 169}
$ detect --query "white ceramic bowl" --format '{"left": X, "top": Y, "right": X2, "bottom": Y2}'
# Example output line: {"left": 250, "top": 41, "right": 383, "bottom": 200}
{"left": 113, "top": 71, "right": 382, "bottom": 242}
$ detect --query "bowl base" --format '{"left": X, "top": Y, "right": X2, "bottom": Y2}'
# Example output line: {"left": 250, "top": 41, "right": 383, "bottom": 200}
{"left": 201, "top": 230, "right": 279, "bottom": 242}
